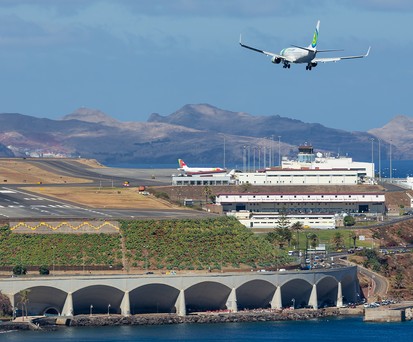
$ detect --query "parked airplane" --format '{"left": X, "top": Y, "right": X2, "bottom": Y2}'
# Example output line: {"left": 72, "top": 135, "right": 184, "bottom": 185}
{"left": 177, "top": 159, "right": 226, "bottom": 174}
{"left": 239, "top": 20, "right": 370, "bottom": 70}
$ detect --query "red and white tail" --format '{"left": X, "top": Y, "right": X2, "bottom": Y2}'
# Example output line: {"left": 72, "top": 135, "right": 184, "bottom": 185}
{"left": 178, "top": 159, "right": 188, "bottom": 169}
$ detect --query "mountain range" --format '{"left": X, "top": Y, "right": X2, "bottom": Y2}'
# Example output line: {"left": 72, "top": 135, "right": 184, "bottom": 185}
{"left": 0, "top": 104, "right": 410, "bottom": 165}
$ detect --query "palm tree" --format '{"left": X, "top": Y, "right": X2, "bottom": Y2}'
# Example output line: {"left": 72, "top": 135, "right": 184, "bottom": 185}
{"left": 290, "top": 221, "right": 303, "bottom": 251}
{"left": 348, "top": 231, "right": 357, "bottom": 249}
{"left": 18, "top": 289, "right": 31, "bottom": 320}
{"left": 307, "top": 233, "right": 318, "bottom": 249}
{"left": 331, "top": 232, "right": 344, "bottom": 250}
{"left": 203, "top": 186, "right": 212, "bottom": 204}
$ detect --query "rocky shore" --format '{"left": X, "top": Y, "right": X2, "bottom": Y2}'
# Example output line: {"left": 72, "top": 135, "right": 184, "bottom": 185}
{"left": 1, "top": 308, "right": 358, "bottom": 331}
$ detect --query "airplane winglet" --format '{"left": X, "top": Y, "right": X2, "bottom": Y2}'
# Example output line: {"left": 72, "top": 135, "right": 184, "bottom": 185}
{"left": 365, "top": 46, "right": 371, "bottom": 57}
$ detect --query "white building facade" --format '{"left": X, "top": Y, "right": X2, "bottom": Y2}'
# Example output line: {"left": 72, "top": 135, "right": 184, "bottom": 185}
{"left": 215, "top": 192, "right": 385, "bottom": 229}
{"left": 216, "top": 192, "right": 385, "bottom": 214}
{"left": 236, "top": 169, "right": 359, "bottom": 186}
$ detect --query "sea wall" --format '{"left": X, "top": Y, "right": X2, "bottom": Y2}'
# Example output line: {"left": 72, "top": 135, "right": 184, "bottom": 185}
{"left": 43, "top": 308, "right": 341, "bottom": 327}
{"left": 364, "top": 309, "right": 405, "bottom": 322}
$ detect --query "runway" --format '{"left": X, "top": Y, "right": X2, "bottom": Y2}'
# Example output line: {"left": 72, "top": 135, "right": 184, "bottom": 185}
{"left": 0, "top": 159, "right": 210, "bottom": 221}
{"left": 25, "top": 158, "right": 175, "bottom": 186}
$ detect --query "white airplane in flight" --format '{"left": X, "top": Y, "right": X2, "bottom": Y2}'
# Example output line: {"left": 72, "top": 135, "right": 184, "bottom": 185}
{"left": 177, "top": 159, "right": 226, "bottom": 174}
{"left": 240, "top": 20, "right": 370, "bottom": 70}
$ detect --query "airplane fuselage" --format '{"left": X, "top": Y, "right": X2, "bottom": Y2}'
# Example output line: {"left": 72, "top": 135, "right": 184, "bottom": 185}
{"left": 240, "top": 20, "right": 370, "bottom": 70}
{"left": 280, "top": 48, "right": 316, "bottom": 63}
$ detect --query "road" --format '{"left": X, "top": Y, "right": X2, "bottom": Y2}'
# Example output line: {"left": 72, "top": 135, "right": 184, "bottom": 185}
{"left": 359, "top": 267, "right": 388, "bottom": 299}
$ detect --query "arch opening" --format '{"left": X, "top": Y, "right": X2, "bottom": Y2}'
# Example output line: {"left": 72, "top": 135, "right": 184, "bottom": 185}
{"left": 316, "top": 276, "right": 338, "bottom": 308}
{"left": 14, "top": 286, "right": 67, "bottom": 317}
{"left": 281, "top": 279, "right": 312, "bottom": 309}
{"left": 72, "top": 285, "right": 124, "bottom": 315}
{"left": 185, "top": 281, "right": 231, "bottom": 313}
{"left": 236, "top": 280, "right": 276, "bottom": 310}
{"left": 129, "top": 284, "right": 180, "bottom": 314}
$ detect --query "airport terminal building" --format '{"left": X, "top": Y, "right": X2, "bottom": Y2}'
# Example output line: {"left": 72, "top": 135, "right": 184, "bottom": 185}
{"left": 214, "top": 192, "right": 386, "bottom": 229}
{"left": 235, "top": 145, "right": 374, "bottom": 186}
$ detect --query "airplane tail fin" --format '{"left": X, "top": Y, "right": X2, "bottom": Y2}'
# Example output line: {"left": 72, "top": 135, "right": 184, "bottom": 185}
{"left": 308, "top": 20, "right": 320, "bottom": 50}
{"left": 178, "top": 159, "right": 187, "bottom": 169}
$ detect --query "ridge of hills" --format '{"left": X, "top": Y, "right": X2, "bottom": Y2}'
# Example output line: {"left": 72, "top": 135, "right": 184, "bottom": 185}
{"left": 0, "top": 104, "right": 411, "bottom": 165}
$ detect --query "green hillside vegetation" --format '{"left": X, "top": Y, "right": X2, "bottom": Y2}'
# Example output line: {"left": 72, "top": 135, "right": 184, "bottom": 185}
{"left": 0, "top": 218, "right": 288, "bottom": 272}
{"left": 121, "top": 217, "right": 285, "bottom": 271}
{"left": 0, "top": 226, "right": 123, "bottom": 268}
{"left": 0, "top": 218, "right": 374, "bottom": 273}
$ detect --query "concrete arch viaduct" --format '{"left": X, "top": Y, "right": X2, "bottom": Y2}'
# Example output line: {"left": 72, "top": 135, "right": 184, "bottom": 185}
{"left": 0, "top": 266, "right": 360, "bottom": 317}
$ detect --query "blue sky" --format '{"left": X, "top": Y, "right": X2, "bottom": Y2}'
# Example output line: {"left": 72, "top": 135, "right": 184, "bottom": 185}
{"left": 0, "top": 0, "right": 412, "bottom": 131}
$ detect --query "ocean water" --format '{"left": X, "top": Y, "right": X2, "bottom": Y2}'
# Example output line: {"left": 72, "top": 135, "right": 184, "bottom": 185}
{"left": 106, "top": 160, "right": 413, "bottom": 179}
{"left": 2, "top": 317, "right": 413, "bottom": 341}
{"left": 379, "top": 160, "right": 413, "bottom": 178}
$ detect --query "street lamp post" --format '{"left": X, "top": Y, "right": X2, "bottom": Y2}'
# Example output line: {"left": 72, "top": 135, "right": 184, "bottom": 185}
{"left": 253, "top": 147, "right": 256, "bottom": 171}
{"left": 278, "top": 136, "right": 281, "bottom": 166}
{"left": 370, "top": 138, "right": 374, "bottom": 180}
{"left": 378, "top": 138, "right": 381, "bottom": 182}
{"left": 52, "top": 245, "right": 55, "bottom": 275}
{"left": 90, "top": 304, "right": 93, "bottom": 316}
{"left": 291, "top": 298, "right": 295, "bottom": 309}
{"left": 247, "top": 145, "right": 250, "bottom": 172}
{"left": 243, "top": 145, "right": 246, "bottom": 172}
{"left": 389, "top": 140, "right": 393, "bottom": 181}
{"left": 268, "top": 134, "right": 274, "bottom": 167}
{"left": 263, "top": 146, "right": 266, "bottom": 169}
{"left": 223, "top": 135, "right": 226, "bottom": 170}
{"left": 144, "top": 246, "right": 149, "bottom": 273}
{"left": 107, "top": 304, "right": 111, "bottom": 316}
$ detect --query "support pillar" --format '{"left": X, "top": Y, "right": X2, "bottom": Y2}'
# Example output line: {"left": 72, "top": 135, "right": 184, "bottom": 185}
{"left": 7, "top": 294, "right": 15, "bottom": 310}
{"left": 120, "top": 291, "right": 131, "bottom": 316}
{"left": 336, "top": 282, "right": 343, "bottom": 308}
{"left": 7, "top": 294, "right": 16, "bottom": 319}
{"left": 62, "top": 292, "right": 74, "bottom": 316}
{"left": 225, "top": 288, "right": 238, "bottom": 312}
{"left": 270, "top": 286, "right": 282, "bottom": 309}
{"left": 175, "top": 289, "right": 186, "bottom": 317}
{"left": 308, "top": 284, "right": 318, "bottom": 310}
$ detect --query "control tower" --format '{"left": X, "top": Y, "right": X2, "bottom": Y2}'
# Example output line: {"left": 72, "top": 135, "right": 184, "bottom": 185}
{"left": 297, "top": 144, "right": 315, "bottom": 163}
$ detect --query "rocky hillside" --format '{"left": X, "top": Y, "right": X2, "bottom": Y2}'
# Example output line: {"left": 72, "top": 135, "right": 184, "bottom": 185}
{"left": 358, "top": 220, "right": 413, "bottom": 300}
{"left": 368, "top": 115, "right": 413, "bottom": 159}
{"left": 149, "top": 104, "right": 380, "bottom": 160}
{"left": 0, "top": 104, "right": 410, "bottom": 165}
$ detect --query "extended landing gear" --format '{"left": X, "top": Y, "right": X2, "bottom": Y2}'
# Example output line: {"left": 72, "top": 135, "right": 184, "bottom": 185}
{"left": 306, "top": 62, "right": 317, "bottom": 71}
{"left": 283, "top": 62, "right": 291, "bottom": 69}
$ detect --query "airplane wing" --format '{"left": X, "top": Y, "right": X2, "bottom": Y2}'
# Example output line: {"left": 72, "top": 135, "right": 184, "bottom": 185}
{"left": 313, "top": 47, "right": 371, "bottom": 63}
{"left": 239, "top": 35, "right": 293, "bottom": 62}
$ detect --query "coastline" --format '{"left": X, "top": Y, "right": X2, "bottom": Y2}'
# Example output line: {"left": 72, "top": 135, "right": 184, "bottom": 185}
{"left": 1, "top": 308, "right": 362, "bottom": 331}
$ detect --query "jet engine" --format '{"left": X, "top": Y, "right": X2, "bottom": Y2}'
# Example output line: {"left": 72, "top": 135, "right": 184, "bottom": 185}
{"left": 310, "top": 62, "right": 318, "bottom": 67}
{"left": 271, "top": 56, "right": 281, "bottom": 64}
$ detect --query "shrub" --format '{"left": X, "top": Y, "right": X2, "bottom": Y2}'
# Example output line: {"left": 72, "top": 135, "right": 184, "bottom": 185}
{"left": 343, "top": 216, "right": 356, "bottom": 226}
{"left": 13, "top": 265, "right": 27, "bottom": 276}
{"left": 154, "top": 192, "right": 170, "bottom": 200}
{"left": 39, "top": 265, "right": 50, "bottom": 275}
